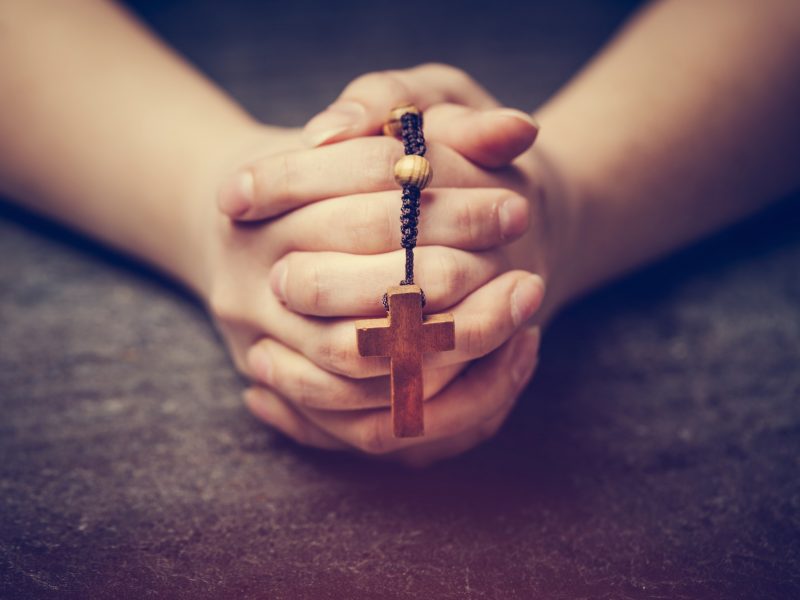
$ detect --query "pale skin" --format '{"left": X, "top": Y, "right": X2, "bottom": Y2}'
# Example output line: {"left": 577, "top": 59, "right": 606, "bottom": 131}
{"left": 1, "top": 0, "right": 798, "bottom": 467}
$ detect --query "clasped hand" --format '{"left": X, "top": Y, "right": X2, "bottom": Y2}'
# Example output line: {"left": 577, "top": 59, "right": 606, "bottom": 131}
{"left": 198, "top": 64, "right": 562, "bottom": 467}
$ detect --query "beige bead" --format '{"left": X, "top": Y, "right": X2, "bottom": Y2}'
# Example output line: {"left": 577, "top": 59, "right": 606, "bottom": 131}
{"left": 393, "top": 154, "right": 432, "bottom": 189}
{"left": 382, "top": 104, "right": 421, "bottom": 138}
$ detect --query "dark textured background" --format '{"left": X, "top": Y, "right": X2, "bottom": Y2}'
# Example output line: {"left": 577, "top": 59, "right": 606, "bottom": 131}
{"left": 2, "top": 1, "right": 799, "bottom": 598}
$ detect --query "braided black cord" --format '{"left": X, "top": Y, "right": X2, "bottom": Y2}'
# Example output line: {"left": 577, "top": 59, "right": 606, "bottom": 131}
{"left": 400, "top": 112, "right": 426, "bottom": 157}
{"left": 400, "top": 184, "right": 421, "bottom": 283}
{"left": 382, "top": 111, "right": 428, "bottom": 312}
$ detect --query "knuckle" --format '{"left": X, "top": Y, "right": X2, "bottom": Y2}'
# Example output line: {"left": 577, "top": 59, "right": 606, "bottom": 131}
{"left": 377, "top": 70, "right": 412, "bottom": 98}
{"left": 350, "top": 70, "right": 409, "bottom": 100}
{"left": 359, "top": 138, "right": 402, "bottom": 189}
{"left": 292, "top": 370, "right": 322, "bottom": 409}
{"left": 464, "top": 318, "right": 492, "bottom": 357}
{"left": 287, "top": 253, "right": 330, "bottom": 313}
{"left": 277, "top": 153, "right": 296, "bottom": 202}
{"left": 456, "top": 197, "right": 478, "bottom": 243}
{"left": 347, "top": 196, "right": 393, "bottom": 252}
{"left": 252, "top": 153, "right": 296, "bottom": 207}
{"left": 325, "top": 381, "right": 359, "bottom": 410}
{"left": 314, "top": 336, "right": 360, "bottom": 377}
{"left": 344, "top": 209, "right": 371, "bottom": 251}
{"left": 380, "top": 195, "right": 398, "bottom": 248}
{"left": 307, "top": 260, "right": 327, "bottom": 313}
{"left": 347, "top": 71, "right": 376, "bottom": 90}
{"left": 420, "top": 62, "right": 471, "bottom": 86}
{"left": 433, "top": 250, "right": 469, "bottom": 301}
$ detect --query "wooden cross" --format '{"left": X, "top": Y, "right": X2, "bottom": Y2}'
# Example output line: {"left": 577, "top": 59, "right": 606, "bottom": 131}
{"left": 355, "top": 285, "right": 455, "bottom": 437}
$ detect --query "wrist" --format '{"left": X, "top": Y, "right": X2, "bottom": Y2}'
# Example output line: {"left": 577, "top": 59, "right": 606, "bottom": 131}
{"left": 507, "top": 141, "right": 586, "bottom": 325}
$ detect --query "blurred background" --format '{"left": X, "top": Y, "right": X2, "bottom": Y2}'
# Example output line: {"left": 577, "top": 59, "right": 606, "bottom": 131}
{"left": 2, "top": 1, "right": 799, "bottom": 598}
{"left": 128, "top": 0, "right": 642, "bottom": 123}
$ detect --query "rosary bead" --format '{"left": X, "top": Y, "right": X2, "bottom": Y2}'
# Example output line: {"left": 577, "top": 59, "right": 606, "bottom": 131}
{"left": 394, "top": 154, "right": 432, "bottom": 189}
{"left": 383, "top": 104, "right": 421, "bottom": 138}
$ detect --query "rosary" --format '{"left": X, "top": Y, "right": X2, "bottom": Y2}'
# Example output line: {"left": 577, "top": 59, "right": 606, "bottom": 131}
{"left": 355, "top": 105, "right": 455, "bottom": 438}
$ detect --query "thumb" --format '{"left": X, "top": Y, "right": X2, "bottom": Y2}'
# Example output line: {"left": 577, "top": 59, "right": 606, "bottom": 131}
{"left": 302, "top": 63, "right": 499, "bottom": 147}
{"left": 424, "top": 103, "right": 539, "bottom": 169}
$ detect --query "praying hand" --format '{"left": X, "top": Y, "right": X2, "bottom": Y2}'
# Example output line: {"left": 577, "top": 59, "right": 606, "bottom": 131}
{"left": 1, "top": 0, "right": 798, "bottom": 467}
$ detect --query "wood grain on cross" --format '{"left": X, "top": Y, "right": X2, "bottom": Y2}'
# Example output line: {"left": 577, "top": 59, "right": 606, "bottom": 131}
{"left": 355, "top": 285, "right": 455, "bottom": 437}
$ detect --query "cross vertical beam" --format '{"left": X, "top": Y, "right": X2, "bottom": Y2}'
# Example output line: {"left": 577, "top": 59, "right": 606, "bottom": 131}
{"left": 355, "top": 285, "right": 455, "bottom": 437}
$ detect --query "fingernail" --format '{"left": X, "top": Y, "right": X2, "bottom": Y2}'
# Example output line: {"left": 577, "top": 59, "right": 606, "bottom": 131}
{"left": 218, "top": 170, "right": 254, "bottom": 217}
{"left": 490, "top": 108, "right": 540, "bottom": 130}
{"left": 249, "top": 347, "right": 273, "bottom": 385}
{"left": 303, "top": 100, "right": 366, "bottom": 147}
{"left": 270, "top": 259, "right": 288, "bottom": 303}
{"left": 512, "top": 326, "right": 541, "bottom": 386}
{"left": 498, "top": 195, "right": 528, "bottom": 240}
{"left": 510, "top": 274, "right": 545, "bottom": 327}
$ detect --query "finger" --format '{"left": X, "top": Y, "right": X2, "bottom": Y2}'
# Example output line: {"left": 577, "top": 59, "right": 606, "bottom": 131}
{"left": 302, "top": 63, "right": 499, "bottom": 147}
{"left": 219, "top": 136, "right": 511, "bottom": 221}
{"left": 246, "top": 337, "right": 465, "bottom": 411}
{"left": 272, "top": 188, "right": 529, "bottom": 254}
{"left": 265, "top": 269, "right": 545, "bottom": 380}
{"left": 424, "top": 102, "right": 539, "bottom": 169}
{"left": 283, "top": 326, "right": 541, "bottom": 456}
{"left": 385, "top": 393, "right": 516, "bottom": 469}
{"left": 269, "top": 246, "right": 508, "bottom": 317}
{"left": 243, "top": 386, "right": 350, "bottom": 451}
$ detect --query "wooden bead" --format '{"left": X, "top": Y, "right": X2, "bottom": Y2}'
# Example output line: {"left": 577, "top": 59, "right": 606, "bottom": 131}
{"left": 382, "top": 104, "right": 421, "bottom": 138}
{"left": 393, "top": 155, "right": 432, "bottom": 189}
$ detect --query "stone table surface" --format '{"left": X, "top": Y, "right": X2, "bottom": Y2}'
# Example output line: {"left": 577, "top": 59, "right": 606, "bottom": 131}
{"left": 2, "top": 1, "right": 799, "bottom": 598}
